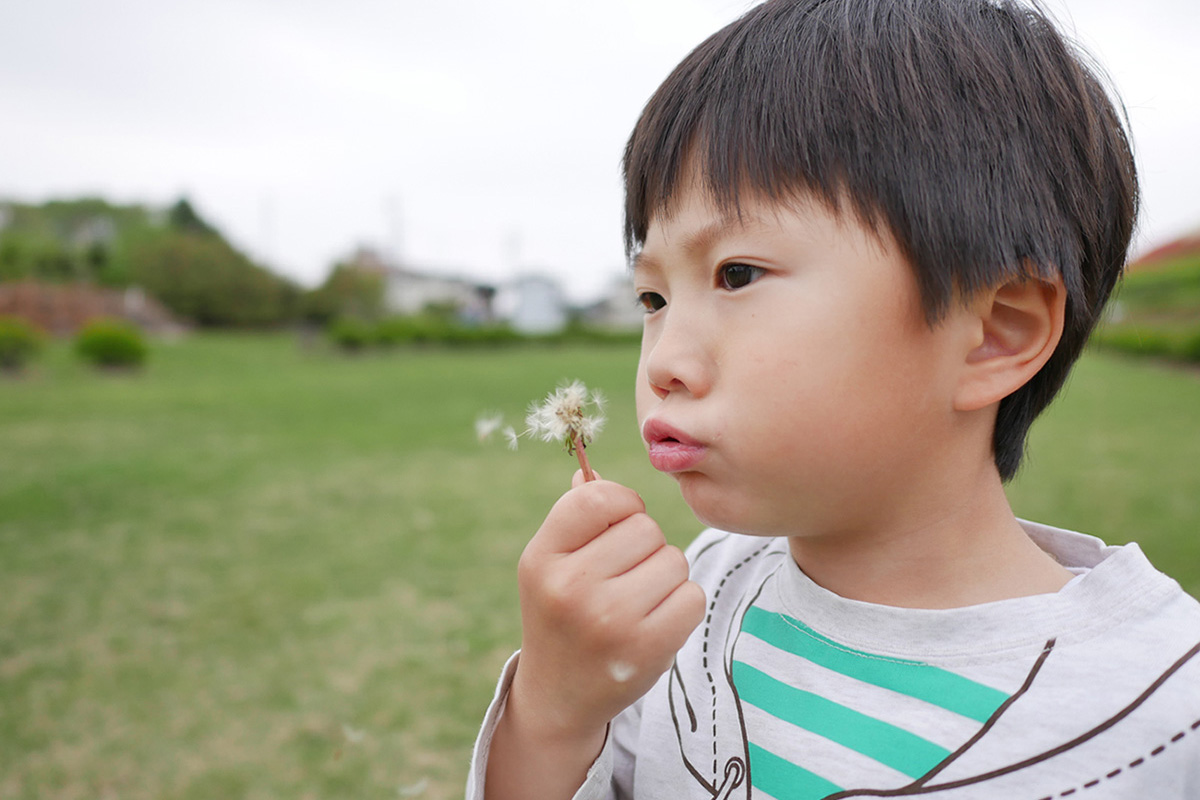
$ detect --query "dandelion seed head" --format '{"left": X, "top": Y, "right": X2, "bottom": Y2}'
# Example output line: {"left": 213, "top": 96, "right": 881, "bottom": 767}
{"left": 477, "top": 381, "right": 605, "bottom": 474}
{"left": 525, "top": 380, "right": 607, "bottom": 452}
{"left": 558, "top": 380, "right": 588, "bottom": 414}
{"left": 580, "top": 416, "right": 605, "bottom": 442}
{"left": 526, "top": 403, "right": 568, "bottom": 443}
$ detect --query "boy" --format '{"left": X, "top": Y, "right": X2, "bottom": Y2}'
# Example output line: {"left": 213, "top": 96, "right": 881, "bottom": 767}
{"left": 469, "top": 0, "right": 1200, "bottom": 797}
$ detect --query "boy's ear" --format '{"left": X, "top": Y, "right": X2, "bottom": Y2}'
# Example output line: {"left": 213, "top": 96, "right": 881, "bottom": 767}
{"left": 954, "top": 273, "right": 1066, "bottom": 412}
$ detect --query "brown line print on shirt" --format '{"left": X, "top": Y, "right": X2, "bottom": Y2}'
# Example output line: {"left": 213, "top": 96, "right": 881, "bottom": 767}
{"left": 1032, "top": 718, "right": 1200, "bottom": 800}
{"left": 826, "top": 638, "right": 1200, "bottom": 799}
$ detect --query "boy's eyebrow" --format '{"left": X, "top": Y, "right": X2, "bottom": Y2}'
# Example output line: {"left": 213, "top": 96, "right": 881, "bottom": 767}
{"left": 631, "top": 250, "right": 660, "bottom": 277}
{"left": 633, "top": 215, "right": 769, "bottom": 276}
{"left": 683, "top": 216, "right": 752, "bottom": 260}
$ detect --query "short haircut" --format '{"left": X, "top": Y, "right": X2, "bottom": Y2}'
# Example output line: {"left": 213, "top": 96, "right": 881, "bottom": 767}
{"left": 622, "top": 0, "right": 1138, "bottom": 481}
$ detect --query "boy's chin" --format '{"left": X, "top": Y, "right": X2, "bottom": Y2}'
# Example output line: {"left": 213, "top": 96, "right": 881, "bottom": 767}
{"left": 679, "top": 477, "right": 781, "bottom": 537}
{"left": 678, "top": 479, "right": 726, "bottom": 530}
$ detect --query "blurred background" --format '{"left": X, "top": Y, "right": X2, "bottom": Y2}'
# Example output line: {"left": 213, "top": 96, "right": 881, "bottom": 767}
{"left": 1, "top": 0, "right": 1198, "bottom": 304}
{"left": 1, "top": 1, "right": 1197, "bottom": 798}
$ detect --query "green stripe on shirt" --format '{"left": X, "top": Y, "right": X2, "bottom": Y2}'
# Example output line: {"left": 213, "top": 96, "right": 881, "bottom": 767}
{"left": 741, "top": 606, "right": 1009, "bottom": 723}
{"left": 732, "top": 661, "right": 951, "bottom": 779}
{"left": 747, "top": 742, "right": 843, "bottom": 800}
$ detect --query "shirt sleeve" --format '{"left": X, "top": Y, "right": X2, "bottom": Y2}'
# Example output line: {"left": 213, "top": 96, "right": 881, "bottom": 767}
{"left": 464, "top": 651, "right": 622, "bottom": 800}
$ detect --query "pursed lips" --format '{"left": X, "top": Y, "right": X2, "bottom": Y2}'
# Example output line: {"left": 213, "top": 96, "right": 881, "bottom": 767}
{"left": 642, "top": 418, "right": 708, "bottom": 473}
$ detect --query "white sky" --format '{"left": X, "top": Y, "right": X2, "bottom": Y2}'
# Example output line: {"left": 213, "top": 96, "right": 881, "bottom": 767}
{"left": 2, "top": 0, "right": 1197, "bottom": 302}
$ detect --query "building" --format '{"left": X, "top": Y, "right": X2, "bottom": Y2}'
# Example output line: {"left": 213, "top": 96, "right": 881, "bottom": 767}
{"left": 498, "top": 274, "right": 568, "bottom": 335}
{"left": 384, "top": 268, "right": 496, "bottom": 323}
{"left": 580, "top": 274, "right": 644, "bottom": 332}
{"left": 343, "top": 247, "right": 496, "bottom": 323}
{"left": 343, "top": 247, "right": 573, "bottom": 334}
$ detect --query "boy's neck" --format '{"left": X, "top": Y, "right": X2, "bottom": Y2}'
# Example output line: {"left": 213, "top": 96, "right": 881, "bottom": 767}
{"left": 787, "top": 469, "right": 1074, "bottom": 610}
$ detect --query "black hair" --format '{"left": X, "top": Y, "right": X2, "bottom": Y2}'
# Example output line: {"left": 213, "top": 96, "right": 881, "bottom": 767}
{"left": 622, "top": 0, "right": 1138, "bottom": 481}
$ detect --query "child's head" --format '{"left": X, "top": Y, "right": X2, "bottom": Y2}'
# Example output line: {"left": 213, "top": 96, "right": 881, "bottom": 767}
{"left": 623, "top": 0, "right": 1138, "bottom": 481}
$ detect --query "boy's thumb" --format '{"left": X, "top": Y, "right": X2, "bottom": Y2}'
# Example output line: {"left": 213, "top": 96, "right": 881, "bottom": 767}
{"left": 571, "top": 468, "right": 602, "bottom": 488}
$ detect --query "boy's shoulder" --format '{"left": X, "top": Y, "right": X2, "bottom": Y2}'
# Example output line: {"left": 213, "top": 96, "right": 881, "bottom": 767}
{"left": 1019, "top": 519, "right": 1200, "bottom": 635}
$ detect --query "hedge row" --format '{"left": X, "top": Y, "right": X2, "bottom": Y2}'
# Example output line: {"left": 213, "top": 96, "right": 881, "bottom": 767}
{"left": 326, "top": 316, "right": 640, "bottom": 352}
{"left": 1091, "top": 325, "right": 1200, "bottom": 364}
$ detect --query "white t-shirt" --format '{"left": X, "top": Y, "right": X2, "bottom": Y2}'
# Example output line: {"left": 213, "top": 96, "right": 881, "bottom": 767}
{"left": 468, "top": 522, "right": 1200, "bottom": 799}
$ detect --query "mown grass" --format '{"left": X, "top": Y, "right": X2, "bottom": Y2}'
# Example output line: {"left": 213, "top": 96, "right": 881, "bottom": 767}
{"left": 0, "top": 334, "right": 1196, "bottom": 799}
{"left": 0, "top": 335, "right": 693, "bottom": 800}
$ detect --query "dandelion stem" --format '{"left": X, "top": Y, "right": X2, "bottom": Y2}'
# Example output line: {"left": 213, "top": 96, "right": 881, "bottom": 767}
{"left": 574, "top": 433, "right": 596, "bottom": 482}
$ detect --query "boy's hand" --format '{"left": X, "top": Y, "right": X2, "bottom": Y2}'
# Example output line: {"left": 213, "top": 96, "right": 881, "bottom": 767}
{"left": 485, "top": 472, "right": 705, "bottom": 800}
{"left": 511, "top": 471, "right": 706, "bottom": 746}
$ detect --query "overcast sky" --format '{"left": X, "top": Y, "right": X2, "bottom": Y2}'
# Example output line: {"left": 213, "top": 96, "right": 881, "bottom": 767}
{"left": 2, "top": 0, "right": 1197, "bottom": 302}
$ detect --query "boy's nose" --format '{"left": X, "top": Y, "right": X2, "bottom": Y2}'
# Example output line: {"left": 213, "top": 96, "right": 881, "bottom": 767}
{"left": 642, "top": 309, "right": 713, "bottom": 400}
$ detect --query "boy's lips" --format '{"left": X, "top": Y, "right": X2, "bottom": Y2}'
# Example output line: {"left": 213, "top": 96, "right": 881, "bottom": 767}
{"left": 642, "top": 419, "right": 708, "bottom": 473}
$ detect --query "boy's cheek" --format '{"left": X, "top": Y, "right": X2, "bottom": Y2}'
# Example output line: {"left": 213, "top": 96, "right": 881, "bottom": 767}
{"left": 633, "top": 365, "right": 655, "bottom": 430}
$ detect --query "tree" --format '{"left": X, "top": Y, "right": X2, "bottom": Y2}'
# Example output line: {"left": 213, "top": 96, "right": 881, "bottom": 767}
{"left": 126, "top": 231, "right": 300, "bottom": 327}
{"left": 166, "top": 198, "right": 217, "bottom": 236}
{"left": 302, "top": 263, "right": 386, "bottom": 324}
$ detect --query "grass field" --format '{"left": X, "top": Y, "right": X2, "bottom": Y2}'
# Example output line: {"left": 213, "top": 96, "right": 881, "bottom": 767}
{"left": 1, "top": 334, "right": 1197, "bottom": 799}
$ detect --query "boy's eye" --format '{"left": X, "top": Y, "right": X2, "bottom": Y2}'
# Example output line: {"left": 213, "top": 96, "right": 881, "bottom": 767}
{"left": 637, "top": 292, "right": 666, "bottom": 313}
{"left": 717, "top": 263, "right": 765, "bottom": 291}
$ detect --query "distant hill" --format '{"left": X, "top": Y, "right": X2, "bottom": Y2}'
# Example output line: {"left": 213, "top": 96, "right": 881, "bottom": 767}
{"left": 0, "top": 197, "right": 301, "bottom": 327}
{"left": 0, "top": 197, "right": 157, "bottom": 286}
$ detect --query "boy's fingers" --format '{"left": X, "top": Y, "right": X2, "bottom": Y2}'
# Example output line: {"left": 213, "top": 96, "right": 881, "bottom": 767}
{"left": 607, "top": 543, "right": 692, "bottom": 616}
{"left": 643, "top": 579, "right": 708, "bottom": 651}
{"left": 574, "top": 512, "right": 667, "bottom": 577}
{"left": 536, "top": 480, "right": 645, "bottom": 554}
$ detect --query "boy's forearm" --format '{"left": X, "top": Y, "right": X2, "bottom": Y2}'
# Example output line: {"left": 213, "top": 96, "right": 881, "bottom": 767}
{"left": 484, "top": 690, "right": 608, "bottom": 800}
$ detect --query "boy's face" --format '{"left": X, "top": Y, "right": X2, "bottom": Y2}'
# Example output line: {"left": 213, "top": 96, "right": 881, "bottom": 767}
{"left": 633, "top": 181, "right": 980, "bottom": 539}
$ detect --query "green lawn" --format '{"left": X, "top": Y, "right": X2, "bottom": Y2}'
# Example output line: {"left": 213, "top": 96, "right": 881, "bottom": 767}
{"left": 1, "top": 334, "right": 1197, "bottom": 799}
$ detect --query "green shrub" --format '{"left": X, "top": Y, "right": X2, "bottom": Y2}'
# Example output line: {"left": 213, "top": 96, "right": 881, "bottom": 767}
{"left": 75, "top": 318, "right": 149, "bottom": 368}
{"left": 439, "top": 323, "right": 521, "bottom": 348}
{"left": 327, "top": 313, "right": 636, "bottom": 352}
{"left": 0, "top": 315, "right": 43, "bottom": 372}
{"left": 1181, "top": 331, "right": 1200, "bottom": 363}
{"left": 373, "top": 316, "right": 424, "bottom": 347}
{"left": 369, "top": 316, "right": 523, "bottom": 349}
{"left": 401, "top": 315, "right": 453, "bottom": 345}
{"left": 327, "top": 317, "right": 375, "bottom": 352}
{"left": 1092, "top": 323, "right": 1200, "bottom": 365}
